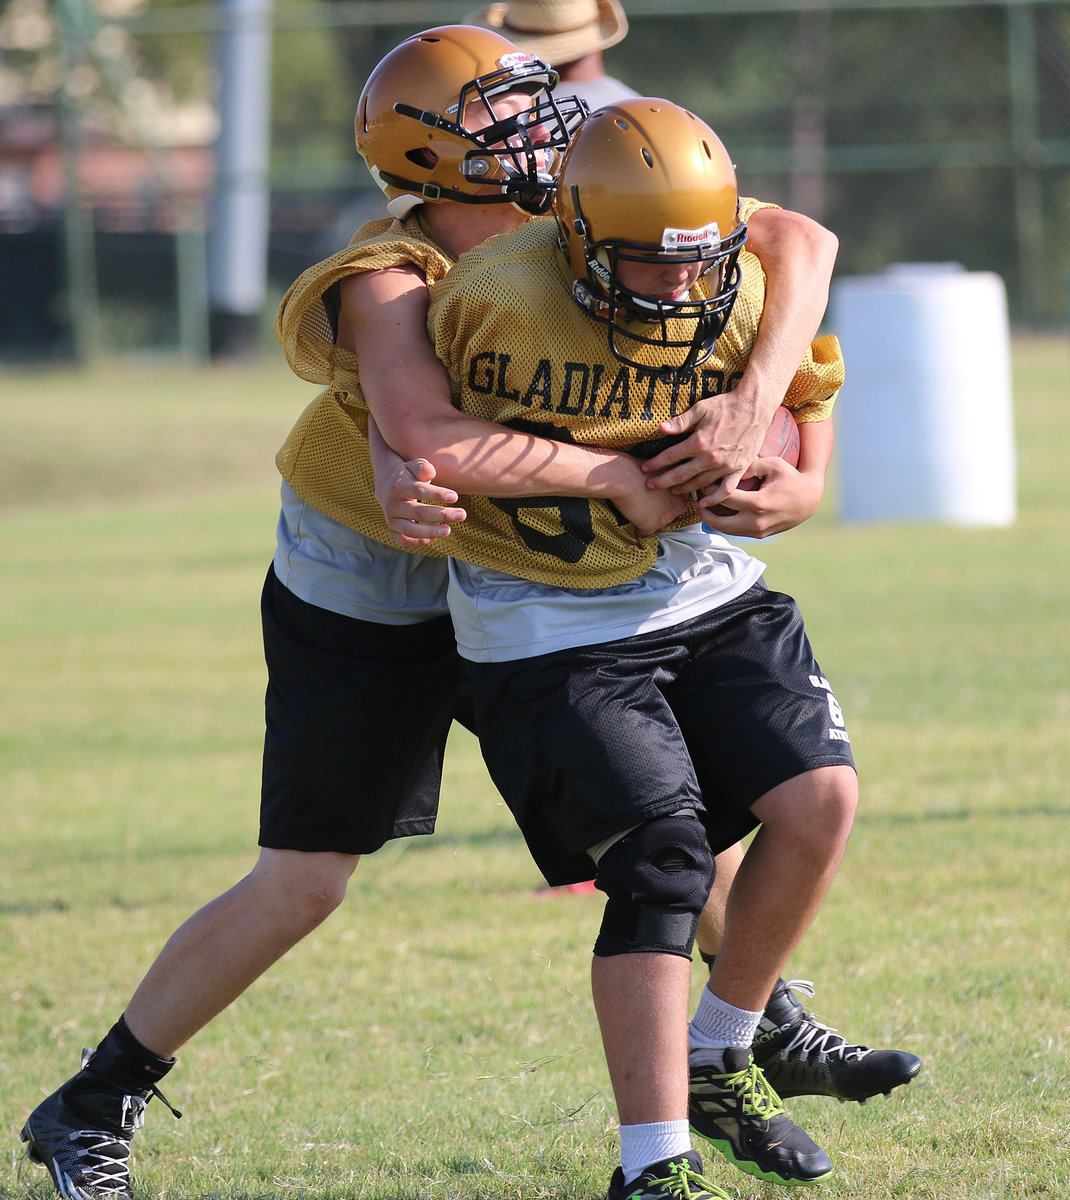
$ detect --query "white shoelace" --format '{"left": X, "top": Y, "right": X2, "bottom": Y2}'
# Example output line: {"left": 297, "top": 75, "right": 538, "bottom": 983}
{"left": 779, "top": 977, "right": 874, "bottom": 1062}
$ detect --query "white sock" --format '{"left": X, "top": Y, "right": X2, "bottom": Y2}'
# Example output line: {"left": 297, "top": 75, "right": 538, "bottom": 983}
{"left": 619, "top": 1120, "right": 692, "bottom": 1184}
{"left": 688, "top": 986, "right": 762, "bottom": 1068}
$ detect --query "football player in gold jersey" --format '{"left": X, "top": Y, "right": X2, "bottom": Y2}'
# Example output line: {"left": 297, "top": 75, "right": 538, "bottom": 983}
{"left": 19, "top": 28, "right": 610, "bottom": 1200}
{"left": 420, "top": 99, "right": 870, "bottom": 1196}
{"left": 441, "top": 0, "right": 921, "bottom": 1123}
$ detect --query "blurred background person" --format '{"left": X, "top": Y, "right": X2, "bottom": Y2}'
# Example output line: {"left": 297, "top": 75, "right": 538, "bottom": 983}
{"left": 466, "top": 0, "right": 638, "bottom": 108}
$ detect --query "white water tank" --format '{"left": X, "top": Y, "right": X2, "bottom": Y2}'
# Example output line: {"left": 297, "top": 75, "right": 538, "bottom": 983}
{"left": 828, "top": 263, "right": 1016, "bottom": 526}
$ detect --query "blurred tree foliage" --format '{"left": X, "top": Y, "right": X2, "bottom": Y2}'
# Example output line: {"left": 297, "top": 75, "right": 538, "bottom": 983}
{"left": 12, "top": 0, "right": 1070, "bottom": 324}
{"left": 603, "top": 6, "right": 1069, "bottom": 322}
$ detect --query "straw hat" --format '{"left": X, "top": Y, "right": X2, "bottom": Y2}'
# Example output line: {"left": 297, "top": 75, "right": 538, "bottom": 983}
{"left": 464, "top": 0, "right": 628, "bottom": 65}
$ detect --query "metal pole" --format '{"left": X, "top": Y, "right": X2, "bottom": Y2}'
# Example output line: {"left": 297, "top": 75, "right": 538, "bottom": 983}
{"left": 1007, "top": 1, "right": 1045, "bottom": 322}
{"left": 176, "top": 203, "right": 211, "bottom": 365}
{"left": 207, "top": 0, "right": 274, "bottom": 359}
{"left": 56, "top": 0, "right": 101, "bottom": 365}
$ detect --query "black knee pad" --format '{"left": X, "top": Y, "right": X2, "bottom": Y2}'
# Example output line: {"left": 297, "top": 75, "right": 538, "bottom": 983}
{"left": 593, "top": 812, "right": 715, "bottom": 958}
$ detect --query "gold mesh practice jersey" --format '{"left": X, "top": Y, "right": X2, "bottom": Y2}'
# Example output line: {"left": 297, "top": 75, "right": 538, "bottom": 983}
{"left": 274, "top": 215, "right": 457, "bottom": 558}
{"left": 427, "top": 202, "right": 844, "bottom": 588}
{"left": 275, "top": 203, "right": 843, "bottom": 590}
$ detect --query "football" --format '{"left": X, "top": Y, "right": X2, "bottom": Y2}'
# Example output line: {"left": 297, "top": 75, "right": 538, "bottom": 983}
{"left": 708, "top": 405, "right": 799, "bottom": 515}
{"left": 751, "top": 403, "right": 801, "bottom": 474}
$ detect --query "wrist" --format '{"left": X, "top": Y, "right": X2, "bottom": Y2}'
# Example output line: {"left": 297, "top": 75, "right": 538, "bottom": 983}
{"left": 731, "top": 371, "right": 788, "bottom": 428}
{"left": 584, "top": 452, "right": 643, "bottom": 502}
{"left": 797, "top": 470, "right": 826, "bottom": 512}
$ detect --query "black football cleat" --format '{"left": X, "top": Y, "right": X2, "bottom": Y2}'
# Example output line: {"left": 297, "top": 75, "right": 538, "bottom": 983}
{"left": 22, "top": 1048, "right": 179, "bottom": 1200}
{"left": 753, "top": 976, "right": 923, "bottom": 1103}
{"left": 689, "top": 1048, "right": 832, "bottom": 1185}
{"left": 604, "top": 1151, "right": 732, "bottom": 1200}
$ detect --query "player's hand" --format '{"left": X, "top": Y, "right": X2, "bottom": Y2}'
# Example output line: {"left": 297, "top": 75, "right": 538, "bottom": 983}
{"left": 375, "top": 458, "right": 468, "bottom": 547}
{"left": 641, "top": 393, "right": 769, "bottom": 498}
{"left": 697, "top": 457, "right": 823, "bottom": 538}
{"left": 611, "top": 462, "right": 690, "bottom": 535}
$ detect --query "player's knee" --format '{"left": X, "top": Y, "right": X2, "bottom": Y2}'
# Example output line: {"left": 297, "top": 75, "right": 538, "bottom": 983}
{"left": 252, "top": 849, "right": 358, "bottom": 928}
{"left": 809, "top": 765, "right": 858, "bottom": 847}
{"left": 593, "top": 812, "right": 715, "bottom": 958}
{"left": 292, "top": 878, "right": 349, "bottom": 927}
{"left": 756, "top": 765, "right": 857, "bottom": 850}
{"left": 830, "top": 769, "right": 859, "bottom": 838}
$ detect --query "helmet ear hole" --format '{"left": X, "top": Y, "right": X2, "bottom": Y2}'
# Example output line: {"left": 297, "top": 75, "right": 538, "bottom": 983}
{"left": 405, "top": 147, "right": 438, "bottom": 169}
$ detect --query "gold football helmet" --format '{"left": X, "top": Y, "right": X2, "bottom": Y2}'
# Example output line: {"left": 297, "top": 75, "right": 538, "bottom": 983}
{"left": 555, "top": 98, "right": 747, "bottom": 373}
{"left": 355, "top": 25, "right": 587, "bottom": 217}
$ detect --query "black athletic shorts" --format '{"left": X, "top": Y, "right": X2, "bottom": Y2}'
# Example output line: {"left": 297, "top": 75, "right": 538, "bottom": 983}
{"left": 259, "top": 565, "right": 474, "bottom": 855}
{"left": 467, "top": 581, "right": 856, "bottom": 886}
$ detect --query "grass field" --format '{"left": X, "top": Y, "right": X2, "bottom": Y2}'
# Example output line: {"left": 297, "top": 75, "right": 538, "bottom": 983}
{"left": 1, "top": 339, "right": 1068, "bottom": 1200}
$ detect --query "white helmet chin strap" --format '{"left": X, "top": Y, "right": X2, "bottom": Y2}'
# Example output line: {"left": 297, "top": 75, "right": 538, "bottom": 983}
{"left": 387, "top": 194, "right": 424, "bottom": 218}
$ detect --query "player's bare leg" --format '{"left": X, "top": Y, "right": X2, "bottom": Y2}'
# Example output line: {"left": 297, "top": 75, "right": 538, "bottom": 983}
{"left": 126, "top": 848, "right": 360, "bottom": 1055}
{"left": 688, "top": 766, "right": 855, "bottom": 1185}
{"left": 696, "top": 842, "right": 743, "bottom": 957}
{"left": 711, "top": 765, "right": 857, "bottom": 1012}
{"left": 21, "top": 849, "right": 360, "bottom": 1200}
{"left": 593, "top": 953, "right": 734, "bottom": 1200}
{"left": 692, "top": 775, "right": 920, "bottom": 1105}
{"left": 592, "top": 952, "right": 691, "bottom": 1126}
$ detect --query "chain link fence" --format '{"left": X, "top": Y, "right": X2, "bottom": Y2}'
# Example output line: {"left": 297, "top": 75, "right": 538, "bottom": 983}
{"left": 3, "top": 0, "right": 1068, "bottom": 364}
{"left": 613, "top": 2, "right": 1070, "bottom": 329}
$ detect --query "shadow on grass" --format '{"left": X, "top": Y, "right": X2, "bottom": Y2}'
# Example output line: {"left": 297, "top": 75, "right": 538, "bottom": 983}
{"left": 856, "top": 804, "right": 1068, "bottom": 825}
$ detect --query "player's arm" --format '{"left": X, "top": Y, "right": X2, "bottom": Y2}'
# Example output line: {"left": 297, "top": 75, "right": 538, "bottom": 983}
{"left": 642, "top": 208, "right": 839, "bottom": 499}
{"left": 698, "top": 416, "right": 833, "bottom": 539}
{"left": 338, "top": 266, "right": 684, "bottom": 536}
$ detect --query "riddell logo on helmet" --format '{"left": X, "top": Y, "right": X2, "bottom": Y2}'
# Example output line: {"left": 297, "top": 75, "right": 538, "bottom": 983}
{"left": 661, "top": 223, "right": 721, "bottom": 251}
{"left": 500, "top": 52, "right": 539, "bottom": 69}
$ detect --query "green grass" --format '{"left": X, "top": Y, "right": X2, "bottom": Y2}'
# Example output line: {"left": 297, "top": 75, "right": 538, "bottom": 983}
{"left": 1, "top": 340, "right": 1068, "bottom": 1200}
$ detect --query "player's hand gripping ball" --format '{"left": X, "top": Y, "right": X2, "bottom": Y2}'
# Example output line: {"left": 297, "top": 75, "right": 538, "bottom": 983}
{"left": 708, "top": 405, "right": 800, "bottom": 516}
